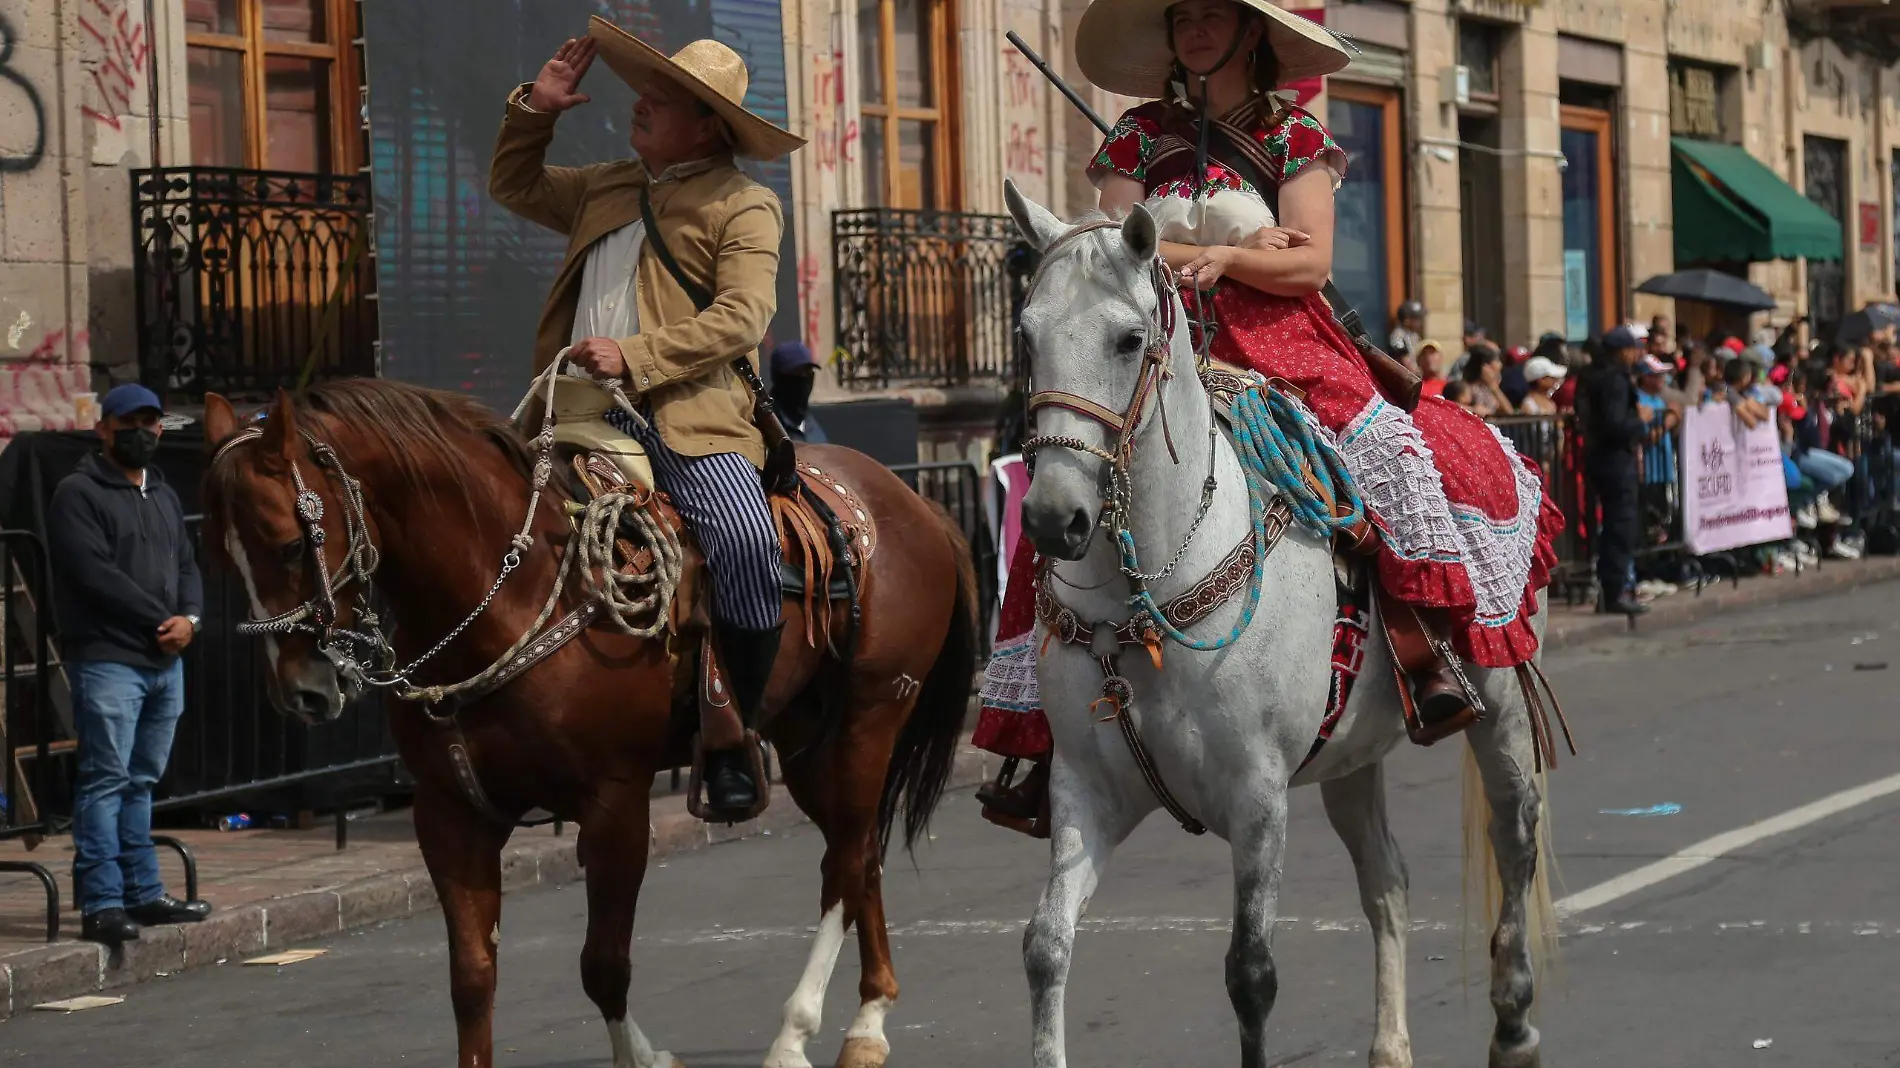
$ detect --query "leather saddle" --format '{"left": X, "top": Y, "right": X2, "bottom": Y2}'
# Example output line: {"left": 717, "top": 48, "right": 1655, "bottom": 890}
{"left": 544, "top": 384, "right": 877, "bottom": 823}
{"left": 535, "top": 378, "right": 877, "bottom": 616}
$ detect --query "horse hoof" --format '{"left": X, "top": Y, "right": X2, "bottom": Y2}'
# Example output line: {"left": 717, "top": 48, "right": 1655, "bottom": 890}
{"left": 834, "top": 1036, "right": 891, "bottom": 1068}
{"left": 658, "top": 1054, "right": 686, "bottom": 1068}
{"left": 1488, "top": 1026, "right": 1541, "bottom": 1068}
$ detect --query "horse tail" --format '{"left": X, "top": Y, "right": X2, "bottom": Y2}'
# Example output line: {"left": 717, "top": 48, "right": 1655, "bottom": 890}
{"left": 877, "top": 500, "right": 980, "bottom": 857}
{"left": 1460, "top": 699, "right": 1563, "bottom": 993}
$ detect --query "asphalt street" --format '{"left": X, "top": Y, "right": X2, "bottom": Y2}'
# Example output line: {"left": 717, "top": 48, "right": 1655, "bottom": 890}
{"left": 6, "top": 583, "right": 1900, "bottom": 1068}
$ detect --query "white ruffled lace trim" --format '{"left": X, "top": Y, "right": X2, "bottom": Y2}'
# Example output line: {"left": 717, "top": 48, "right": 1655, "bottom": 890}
{"left": 1332, "top": 398, "right": 1545, "bottom": 629}
{"left": 979, "top": 631, "right": 1041, "bottom": 712}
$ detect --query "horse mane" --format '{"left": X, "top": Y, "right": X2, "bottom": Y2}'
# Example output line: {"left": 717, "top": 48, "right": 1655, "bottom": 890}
{"left": 207, "top": 379, "right": 539, "bottom": 529}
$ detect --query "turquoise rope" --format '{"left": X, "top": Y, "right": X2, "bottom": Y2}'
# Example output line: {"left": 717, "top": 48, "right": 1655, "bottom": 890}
{"left": 1114, "top": 385, "right": 1364, "bottom": 653}
{"left": 1227, "top": 385, "right": 1364, "bottom": 540}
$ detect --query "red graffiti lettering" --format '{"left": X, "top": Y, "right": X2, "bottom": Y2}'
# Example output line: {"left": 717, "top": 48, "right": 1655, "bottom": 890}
{"left": 27, "top": 329, "right": 88, "bottom": 360}
{"left": 1003, "top": 51, "right": 1039, "bottom": 109}
{"left": 1006, "top": 124, "right": 1045, "bottom": 178}
{"left": 797, "top": 255, "right": 822, "bottom": 352}
{"left": 77, "top": 2, "right": 147, "bottom": 131}
{"left": 810, "top": 51, "right": 858, "bottom": 173}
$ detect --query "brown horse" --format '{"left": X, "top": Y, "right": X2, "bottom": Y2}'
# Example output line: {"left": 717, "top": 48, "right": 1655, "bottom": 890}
{"left": 200, "top": 381, "right": 978, "bottom": 1068}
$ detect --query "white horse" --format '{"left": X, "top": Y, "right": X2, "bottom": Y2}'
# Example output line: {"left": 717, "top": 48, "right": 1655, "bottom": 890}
{"left": 1003, "top": 179, "right": 1555, "bottom": 1068}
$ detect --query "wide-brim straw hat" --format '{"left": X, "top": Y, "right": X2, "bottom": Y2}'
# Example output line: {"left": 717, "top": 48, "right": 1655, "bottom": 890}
{"left": 586, "top": 17, "right": 805, "bottom": 160}
{"left": 1076, "top": 0, "right": 1350, "bottom": 99}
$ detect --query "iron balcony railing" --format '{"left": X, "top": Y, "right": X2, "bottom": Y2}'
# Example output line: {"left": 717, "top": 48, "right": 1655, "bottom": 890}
{"left": 132, "top": 167, "right": 378, "bottom": 398}
{"left": 833, "top": 208, "right": 1037, "bottom": 390}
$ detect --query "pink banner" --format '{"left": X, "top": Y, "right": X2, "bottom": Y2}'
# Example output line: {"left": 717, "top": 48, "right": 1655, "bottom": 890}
{"left": 1680, "top": 403, "right": 1793, "bottom": 556}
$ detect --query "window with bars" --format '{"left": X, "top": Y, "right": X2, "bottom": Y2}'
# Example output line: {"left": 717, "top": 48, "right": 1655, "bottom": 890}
{"left": 857, "top": 0, "right": 955, "bottom": 209}
{"left": 185, "top": 0, "right": 361, "bottom": 172}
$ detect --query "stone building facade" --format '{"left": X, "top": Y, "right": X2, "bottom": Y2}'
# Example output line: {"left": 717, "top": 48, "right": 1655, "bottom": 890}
{"left": 12, "top": 0, "right": 1900, "bottom": 450}
{"left": 0, "top": 0, "right": 191, "bottom": 434}
{"left": 1291, "top": 0, "right": 1900, "bottom": 349}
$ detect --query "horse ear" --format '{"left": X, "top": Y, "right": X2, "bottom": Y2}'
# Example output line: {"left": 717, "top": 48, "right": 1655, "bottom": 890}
{"left": 1005, "top": 178, "right": 1065, "bottom": 252}
{"left": 257, "top": 388, "right": 297, "bottom": 469}
{"left": 203, "top": 393, "right": 238, "bottom": 452}
{"left": 1123, "top": 203, "right": 1159, "bottom": 264}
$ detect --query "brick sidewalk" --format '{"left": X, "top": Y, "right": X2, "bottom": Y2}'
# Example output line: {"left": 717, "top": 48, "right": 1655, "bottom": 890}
{"left": 2, "top": 553, "right": 1897, "bottom": 1017}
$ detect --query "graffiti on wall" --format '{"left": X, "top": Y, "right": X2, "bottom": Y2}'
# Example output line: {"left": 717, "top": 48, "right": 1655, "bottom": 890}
{"left": 0, "top": 14, "right": 48, "bottom": 171}
{"left": 1002, "top": 49, "right": 1045, "bottom": 179}
{"left": 810, "top": 48, "right": 858, "bottom": 173}
{"left": 77, "top": 0, "right": 149, "bottom": 135}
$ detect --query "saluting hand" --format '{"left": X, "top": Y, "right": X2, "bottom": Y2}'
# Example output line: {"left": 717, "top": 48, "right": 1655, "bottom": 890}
{"left": 528, "top": 37, "right": 597, "bottom": 113}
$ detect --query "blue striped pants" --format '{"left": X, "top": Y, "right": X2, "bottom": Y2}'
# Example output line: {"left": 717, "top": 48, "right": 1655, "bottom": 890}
{"left": 607, "top": 409, "right": 783, "bottom": 630}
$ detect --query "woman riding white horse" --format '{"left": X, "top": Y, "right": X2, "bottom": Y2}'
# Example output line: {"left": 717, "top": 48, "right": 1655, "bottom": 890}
{"left": 974, "top": 0, "right": 1561, "bottom": 835}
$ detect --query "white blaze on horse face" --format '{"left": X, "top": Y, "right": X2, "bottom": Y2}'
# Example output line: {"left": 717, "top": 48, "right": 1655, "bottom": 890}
{"left": 224, "top": 526, "right": 281, "bottom": 671}
{"left": 763, "top": 902, "right": 847, "bottom": 1068}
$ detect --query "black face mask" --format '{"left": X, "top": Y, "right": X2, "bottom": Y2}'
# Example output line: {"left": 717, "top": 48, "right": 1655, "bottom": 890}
{"left": 109, "top": 427, "right": 160, "bottom": 470}
{"left": 773, "top": 372, "right": 814, "bottom": 423}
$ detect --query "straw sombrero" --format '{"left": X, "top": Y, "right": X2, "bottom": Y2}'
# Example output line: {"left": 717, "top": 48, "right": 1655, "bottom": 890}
{"left": 587, "top": 17, "right": 805, "bottom": 161}
{"left": 1075, "top": 0, "right": 1350, "bottom": 99}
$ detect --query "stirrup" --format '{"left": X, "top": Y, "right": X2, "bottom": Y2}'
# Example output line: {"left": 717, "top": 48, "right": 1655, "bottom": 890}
{"left": 1396, "top": 666, "right": 1480, "bottom": 746}
{"left": 976, "top": 758, "right": 1050, "bottom": 839}
{"left": 686, "top": 730, "right": 771, "bottom": 824}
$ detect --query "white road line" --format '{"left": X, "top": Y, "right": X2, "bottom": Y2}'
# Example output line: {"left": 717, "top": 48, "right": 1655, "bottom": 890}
{"left": 1556, "top": 770, "right": 1900, "bottom": 917}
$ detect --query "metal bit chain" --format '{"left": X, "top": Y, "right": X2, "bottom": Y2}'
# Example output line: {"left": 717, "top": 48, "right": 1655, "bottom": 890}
{"left": 1117, "top": 423, "right": 1219, "bottom": 584}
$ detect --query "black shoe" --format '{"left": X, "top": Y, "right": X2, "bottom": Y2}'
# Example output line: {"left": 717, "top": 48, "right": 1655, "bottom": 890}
{"left": 126, "top": 894, "right": 212, "bottom": 925}
{"left": 81, "top": 907, "right": 141, "bottom": 945}
{"left": 703, "top": 747, "right": 759, "bottom": 813}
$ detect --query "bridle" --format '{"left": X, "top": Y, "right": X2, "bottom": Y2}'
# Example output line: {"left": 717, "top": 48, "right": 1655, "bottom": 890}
{"left": 209, "top": 364, "right": 681, "bottom": 709}
{"left": 1018, "top": 220, "right": 1219, "bottom": 582}
{"left": 213, "top": 425, "right": 396, "bottom": 689}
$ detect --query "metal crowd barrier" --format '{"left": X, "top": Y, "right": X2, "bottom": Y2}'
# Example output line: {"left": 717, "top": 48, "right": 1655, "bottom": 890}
{"left": 0, "top": 529, "right": 64, "bottom": 940}
{"left": 1500, "top": 397, "right": 1900, "bottom": 604}
{"left": 1486, "top": 414, "right": 1598, "bottom": 603}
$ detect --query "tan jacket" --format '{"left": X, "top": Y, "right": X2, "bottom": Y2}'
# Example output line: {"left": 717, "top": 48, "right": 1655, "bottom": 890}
{"left": 488, "top": 86, "right": 780, "bottom": 467}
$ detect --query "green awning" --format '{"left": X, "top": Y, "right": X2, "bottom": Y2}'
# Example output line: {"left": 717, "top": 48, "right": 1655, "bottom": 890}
{"left": 1671, "top": 138, "right": 1844, "bottom": 263}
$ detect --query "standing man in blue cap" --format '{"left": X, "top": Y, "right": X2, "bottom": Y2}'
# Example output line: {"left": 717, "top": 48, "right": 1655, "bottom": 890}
{"left": 48, "top": 383, "right": 211, "bottom": 945}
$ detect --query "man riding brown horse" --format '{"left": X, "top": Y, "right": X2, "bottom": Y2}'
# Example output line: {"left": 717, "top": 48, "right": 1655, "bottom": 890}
{"left": 489, "top": 24, "right": 804, "bottom": 816}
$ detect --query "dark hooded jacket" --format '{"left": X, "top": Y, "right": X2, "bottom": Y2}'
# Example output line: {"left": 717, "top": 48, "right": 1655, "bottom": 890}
{"left": 47, "top": 452, "right": 203, "bottom": 668}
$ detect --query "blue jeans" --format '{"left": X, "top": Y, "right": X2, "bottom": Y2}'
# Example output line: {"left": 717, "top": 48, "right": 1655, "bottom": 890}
{"left": 71, "top": 659, "right": 186, "bottom": 915}
{"left": 1795, "top": 448, "right": 1854, "bottom": 492}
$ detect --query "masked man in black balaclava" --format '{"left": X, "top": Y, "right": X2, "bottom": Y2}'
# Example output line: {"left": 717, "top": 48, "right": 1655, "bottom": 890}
{"left": 48, "top": 383, "right": 211, "bottom": 946}
{"left": 769, "top": 341, "right": 828, "bottom": 444}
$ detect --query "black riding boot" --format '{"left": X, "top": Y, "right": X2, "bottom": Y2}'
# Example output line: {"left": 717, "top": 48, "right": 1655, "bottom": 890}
{"left": 705, "top": 620, "right": 783, "bottom": 813}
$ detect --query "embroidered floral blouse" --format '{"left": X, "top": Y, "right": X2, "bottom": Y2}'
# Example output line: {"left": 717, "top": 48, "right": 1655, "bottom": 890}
{"left": 1086, "top": 97, "right": 1349, "bottom": 198}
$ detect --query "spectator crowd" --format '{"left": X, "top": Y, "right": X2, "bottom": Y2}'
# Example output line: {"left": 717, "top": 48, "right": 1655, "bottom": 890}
{"left": 1385, "top": 300, "right": 1899, "bottom": 612}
